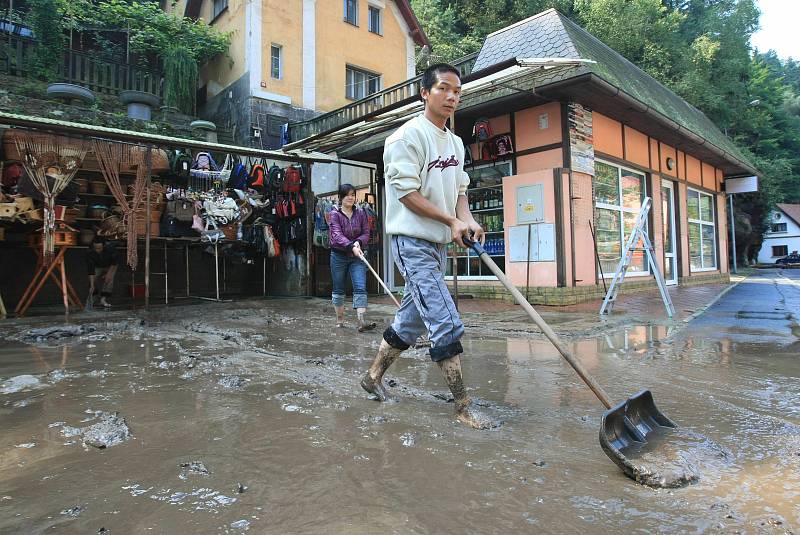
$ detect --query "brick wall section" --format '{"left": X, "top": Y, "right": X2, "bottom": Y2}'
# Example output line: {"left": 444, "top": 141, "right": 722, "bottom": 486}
{"left": 448, "top": 272, "right": 729, "bottom": 305}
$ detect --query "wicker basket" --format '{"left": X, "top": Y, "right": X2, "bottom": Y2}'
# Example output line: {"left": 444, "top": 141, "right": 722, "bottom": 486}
{"left": 90, "top": 181, "right": 108, "bottom": 195}
{"left": 88, "top": 205, "right": 109, "bottom": 219}
{"left": 134, "top": 219, "right": 160, "bottom": 237}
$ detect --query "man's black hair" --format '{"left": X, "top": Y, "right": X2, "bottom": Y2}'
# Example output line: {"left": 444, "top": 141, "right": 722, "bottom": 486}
{"left": 338, "top": 183, "right": 356, "bottom": 200}
{"left": 421, "top": 63, "right": 461, "bottom": 93}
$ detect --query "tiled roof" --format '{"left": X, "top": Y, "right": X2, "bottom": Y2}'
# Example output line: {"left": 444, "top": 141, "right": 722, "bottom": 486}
{"left": 473, "top": 9, "right": 754, "bottom": 173}
{"left": 776, "top": 203, "right": 800, "bottom": 228}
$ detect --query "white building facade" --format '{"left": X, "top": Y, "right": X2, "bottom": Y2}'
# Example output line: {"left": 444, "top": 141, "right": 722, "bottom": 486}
{"left": 757, "top": 203, "right": 800, "bottom": 264}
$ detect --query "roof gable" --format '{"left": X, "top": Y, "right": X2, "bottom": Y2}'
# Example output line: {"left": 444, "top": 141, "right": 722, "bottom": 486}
{"left": 473, "top": 9, "right": 754, "bottom": 174}
{"left": 776, "top": 203, "right": 800, "bottom": 228}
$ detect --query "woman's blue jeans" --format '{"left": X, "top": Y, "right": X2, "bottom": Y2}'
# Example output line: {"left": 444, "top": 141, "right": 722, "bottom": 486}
{"left": 331, "top": 250, "right": 368, "bottom": 309}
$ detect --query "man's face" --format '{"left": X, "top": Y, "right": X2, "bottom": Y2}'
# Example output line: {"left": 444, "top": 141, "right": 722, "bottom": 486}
{"left": 422, "top": 71, "right": 461, "bottom": 121}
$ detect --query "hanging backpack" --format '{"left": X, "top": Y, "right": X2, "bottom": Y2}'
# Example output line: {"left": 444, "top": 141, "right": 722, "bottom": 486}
{"left": 473, "top": 117, "right": 492, "bottom": 141}
{"left": 268, "top": 164, "right": 285, "bottom": 191}
{"left": 248, "top": 160, "right": 268, "bottom": 190}
{"left": 282, "top": 165, "right": 303, "bottom": 193}
{"left": 170, "top": 150, "right": 193, "bottom": 179}
{"left": 229, "top": 157, "right": 249, "bottom": 190}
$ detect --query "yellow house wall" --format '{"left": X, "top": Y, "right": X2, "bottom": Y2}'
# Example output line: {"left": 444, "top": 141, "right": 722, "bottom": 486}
{"left": 314, "top": 0, "right": 411, "bottom": 112}
{"left": 261, "top": 0, "right": 304, "bottom": 104}
{"left": 163, "top": 1, "right": 245, "bottom": 97}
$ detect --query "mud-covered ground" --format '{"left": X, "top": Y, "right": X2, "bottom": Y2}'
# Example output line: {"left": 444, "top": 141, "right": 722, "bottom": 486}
{"left": 0, "top": 269, "right": 798, "bottom": 534}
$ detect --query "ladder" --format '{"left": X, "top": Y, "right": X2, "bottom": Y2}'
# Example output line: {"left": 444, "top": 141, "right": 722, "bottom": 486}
{"left": 599, "top": 197, "right": 675, "bottom": 317}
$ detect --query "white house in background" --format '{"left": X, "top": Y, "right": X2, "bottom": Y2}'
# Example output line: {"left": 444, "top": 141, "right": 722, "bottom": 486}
{"left": 757, "top": 203, "right": 800, "bottom": 264}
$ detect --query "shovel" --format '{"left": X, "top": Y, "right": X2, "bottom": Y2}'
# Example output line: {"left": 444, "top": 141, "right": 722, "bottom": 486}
{"left": 463, "top": 237, "right": 676, "bottom": 482}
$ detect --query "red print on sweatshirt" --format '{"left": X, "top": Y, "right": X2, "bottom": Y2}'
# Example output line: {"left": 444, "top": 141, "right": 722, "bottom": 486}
{"left": 427, "top": 155, "right": 459, "bottom": 172}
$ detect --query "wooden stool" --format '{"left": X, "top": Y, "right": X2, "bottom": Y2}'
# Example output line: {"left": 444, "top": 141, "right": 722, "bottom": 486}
{"left": 15, "top": 246, "right": 82, "bottom": 317}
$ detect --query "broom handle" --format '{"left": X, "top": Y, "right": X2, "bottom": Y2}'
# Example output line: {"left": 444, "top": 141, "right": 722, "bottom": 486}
{"left": 356, "top": 250, "right": 401, "bottom": 308}
{"left": 465, "top": 238, "right": 613, "bottom": 409}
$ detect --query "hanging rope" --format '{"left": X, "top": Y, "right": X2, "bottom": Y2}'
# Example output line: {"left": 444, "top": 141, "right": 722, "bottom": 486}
{"left": 13, "top": 131, "right": 89, "bottom": 263}
{"left": 92, "top": 140, "right": 149, "bottom": 269}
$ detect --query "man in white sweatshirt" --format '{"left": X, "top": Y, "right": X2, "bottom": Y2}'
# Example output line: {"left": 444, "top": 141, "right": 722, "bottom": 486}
{"left": 360, "top": 63, "right": 493, "bottom": 429}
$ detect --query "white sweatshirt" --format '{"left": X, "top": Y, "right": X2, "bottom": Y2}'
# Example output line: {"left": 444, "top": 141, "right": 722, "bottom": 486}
{"left": 383, "top": 114, "right": 470, "bottom": 244}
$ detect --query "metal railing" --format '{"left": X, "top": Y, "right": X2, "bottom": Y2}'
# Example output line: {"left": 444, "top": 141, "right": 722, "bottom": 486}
{"left": 0, "top": 34, "right": 164, "bottom": 97}
{"left": 289, "top": 52, "right": 479, "bottom": 142}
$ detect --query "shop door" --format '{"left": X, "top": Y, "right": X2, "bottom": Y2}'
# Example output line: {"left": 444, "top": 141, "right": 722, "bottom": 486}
{"left": 661, "top": 180, "right": 678, "bottom": 285}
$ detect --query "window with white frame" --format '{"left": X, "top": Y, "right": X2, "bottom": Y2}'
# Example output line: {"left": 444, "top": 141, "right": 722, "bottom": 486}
{"left": 687, "top": 188, "right": 717, "bottom": 270}
{"left": 773, "top": 245, "right": 788, "bottom": 257}
{"left": 593, "top": 160, "right": 648, "bottom": 275}
{"left": 368, "top": 5, "right": 382, "bottom": 34}
{"left": 344, "top": 0, "right": 358, "bottom": 25}
{"left": 346, "top": 66, "right": 380, "bottom": 100}
{"left": 270, "top": 44, "right": 282, "bottom": 79}
{"left": 770, "top": 222, "right": 787, "bottom": 233}
{"left": 212, "top": 0, "right": 228, "bottom": 19}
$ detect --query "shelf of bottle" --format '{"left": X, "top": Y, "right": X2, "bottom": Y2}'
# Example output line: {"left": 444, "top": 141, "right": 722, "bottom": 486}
{"left": 483, "top": 230, "right": 504, "bottom": 234}
{"left": 450, "top": 254, "right": 505, "bottom": 258}
{"left": 470, "top": 207, "right": 504, "bottom": 213}
{"left": 467, "top": 184, "right": 503, "bottom": 192}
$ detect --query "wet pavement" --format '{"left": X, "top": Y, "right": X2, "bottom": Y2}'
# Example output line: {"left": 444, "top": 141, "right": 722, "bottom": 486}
{"left": 0, "top": 269, "right": 798, "bottom": 533}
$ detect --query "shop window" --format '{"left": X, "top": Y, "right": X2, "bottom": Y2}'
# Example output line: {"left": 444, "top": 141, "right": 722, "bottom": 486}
{"left": 772, "top": 245, "right": 788, "bottom": 257}
{"left": 344, "top": 0, "right": 358, "bottom": 25}
{"left": 593, "top": 160, "right": 648, "bottom": 276}
{"left": 446, "top": 161, "right": 512, "bottom": 279}
{"left": 270, "top": 44, "right": 282, "bottom": 80}
{"left": 368, "top": 5, "right": 382, "bottom": 34}
{"left": 770, "top": 222, "right": 787, "bottom": 233}
{"left": 687, "top": 188, "right": 717, "bottom": 271}
{"left": 346, "top": 66, "right": 380, "bottom": 100}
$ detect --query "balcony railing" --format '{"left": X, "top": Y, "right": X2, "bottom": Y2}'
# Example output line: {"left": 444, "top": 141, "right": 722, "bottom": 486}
{"left": 289, "top": 52, "right": 478, "bottom": 143}
{"left": 0, "top": 34, "right": 164, "bottom": 98}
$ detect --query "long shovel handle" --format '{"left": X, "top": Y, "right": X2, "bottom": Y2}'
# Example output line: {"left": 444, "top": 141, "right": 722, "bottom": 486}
{"left": 465, "top": 238, "right": 613, "bottom": 409}
{"left": 357, "top": 252, "right": 402, "bottom": 308}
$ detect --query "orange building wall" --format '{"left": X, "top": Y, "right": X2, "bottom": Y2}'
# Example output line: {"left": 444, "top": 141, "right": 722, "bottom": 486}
{"left": 716, "top": 168, "right": 724, "bottom": 191}
{"left": 649, "top": 138, "right": 659, "bottom": 173}
{"left": 686, "top": 155, "right": 702, "bottom": 186}
{"left": 623, "top": 126, "right": 649, "bottom": 169}
{"left": 660, "top": 143, "right": 678, "bottom": 178}
{"left": 702, "top": 162, "right": 716, "bottom": 191}
{"left": 514, "top": 103, "right": 562, "bottom": 150}
{"left": 501, "top": 170, "right": 559, "bottom": 287}
{"left": 593, "top": 113, "right": 623, "bottom": 158}
{"left": 717, "top": 194, "right": 729, "bottom": 273}
{"left": 676, "top": 150, "right": 685, "bottom": 180}
{"left": 572, "top": 171, "right": 597, "bottom": 286}
{"left": 516, "top": 150, "right": 563, "bottom": 174}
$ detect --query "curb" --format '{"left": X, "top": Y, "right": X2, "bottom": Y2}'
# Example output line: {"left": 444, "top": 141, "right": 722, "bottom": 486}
{"left": 679, "top": 274, "right": 749, "bottom": 325}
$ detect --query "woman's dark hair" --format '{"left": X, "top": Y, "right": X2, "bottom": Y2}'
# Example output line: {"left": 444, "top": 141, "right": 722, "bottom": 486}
{"left": 421, "top": 63, "right": 461, "bottom": 92}
{"left": 338, "top": 183, "right": 356, "bottom": 200}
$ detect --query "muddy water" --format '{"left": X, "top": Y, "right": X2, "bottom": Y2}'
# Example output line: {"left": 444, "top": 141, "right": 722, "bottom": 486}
{"left": 1, "top": 274, "right": 798, "bottom": 534}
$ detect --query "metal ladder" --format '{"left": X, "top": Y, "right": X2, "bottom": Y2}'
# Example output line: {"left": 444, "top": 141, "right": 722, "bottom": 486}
{"left": 599, "top": 197, "right": 675, "bottom": 317}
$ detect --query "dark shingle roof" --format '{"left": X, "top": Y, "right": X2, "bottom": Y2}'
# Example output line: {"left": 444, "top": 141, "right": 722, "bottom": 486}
{"left": 473, "top": 9, "right": 754, "bottom": 173}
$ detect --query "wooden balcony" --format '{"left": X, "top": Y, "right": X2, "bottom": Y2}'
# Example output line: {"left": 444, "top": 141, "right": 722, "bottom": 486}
{"left": 0, "top": 34, "right": 164, "bottom": 98}
{"left": 289, "top": 53, "right": 478, "bottom": 143}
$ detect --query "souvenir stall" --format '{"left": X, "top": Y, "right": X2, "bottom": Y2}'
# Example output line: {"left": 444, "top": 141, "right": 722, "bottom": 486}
{"left": 0, "top": 112, "right": 342, "bottom": 316}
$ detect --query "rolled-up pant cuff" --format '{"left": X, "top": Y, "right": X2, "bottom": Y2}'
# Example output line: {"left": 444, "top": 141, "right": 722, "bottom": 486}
{"left": 382, "top": 326, "right": 410, "bottom": 350}
{"left": 429, "top": 341, "right": 464, "bottom": 362}
{"left": 332, "top": 293, "right": 345, "bottom": 307}
{"left": 352, "top": 293, "right": 368, "bottom": 309}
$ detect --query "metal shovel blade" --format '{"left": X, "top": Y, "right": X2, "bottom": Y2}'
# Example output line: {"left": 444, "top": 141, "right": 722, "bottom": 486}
{"left": 599, "top": 389, "right": 676, "bottom": 477}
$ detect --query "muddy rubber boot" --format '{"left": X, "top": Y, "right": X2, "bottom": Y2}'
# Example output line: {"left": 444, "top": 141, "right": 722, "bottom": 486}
{"left": 437, "top": 355, "right": 495, "bottom": 430}
{"left": 361, "top": 340, "right": 403, "bottom": 401}
{"left": 357, "top": 312, "right": 377, "bottom": 332}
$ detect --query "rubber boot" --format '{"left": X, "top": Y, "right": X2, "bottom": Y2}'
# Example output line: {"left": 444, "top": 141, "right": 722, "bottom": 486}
{"left": 360, "top": 339, "right": 403, "bottom": 401}
{"left": 437, "top": 355, "right": 494, "bottom": 429}
{"left": 357, "top": 311, "right": 376, "bottom": 332}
